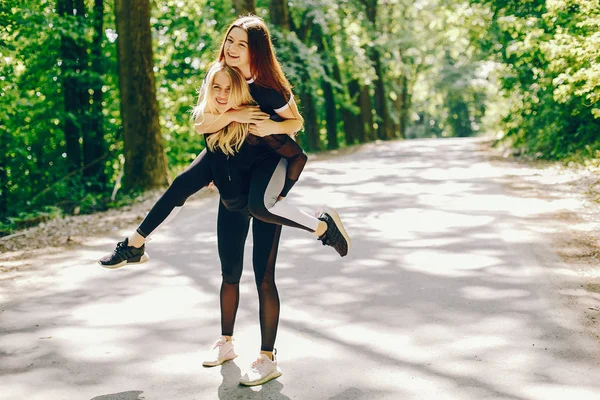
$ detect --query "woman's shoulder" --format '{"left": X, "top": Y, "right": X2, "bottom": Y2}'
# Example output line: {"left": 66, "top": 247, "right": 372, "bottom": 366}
{"left": 250, "top": 83, "right": 292, "bottom": 112}
{"left": 250, "top": 83, "right": 291, "bottom": 101}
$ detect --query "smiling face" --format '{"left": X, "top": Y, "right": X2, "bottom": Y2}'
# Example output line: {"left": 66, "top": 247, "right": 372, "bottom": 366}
{"left": 223, "top": 27, "right": 251, "bottom": 77}
{"left": 211, "top": 71, "right": 231, "bottom": 113}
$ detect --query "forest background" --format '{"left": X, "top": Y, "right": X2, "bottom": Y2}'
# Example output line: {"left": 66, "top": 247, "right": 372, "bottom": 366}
{"left": 1, "top": 0, "right": 598, "bottom": 236}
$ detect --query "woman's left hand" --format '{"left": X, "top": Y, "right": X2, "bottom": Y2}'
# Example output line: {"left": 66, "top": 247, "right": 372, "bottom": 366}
{"left": 249, "top": 120, "right": 275, "bottom": 137}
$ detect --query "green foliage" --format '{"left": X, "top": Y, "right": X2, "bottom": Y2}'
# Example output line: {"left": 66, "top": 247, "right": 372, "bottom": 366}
{"left": 473, "top": 0, "right": 600, "bottom": 158}
{"left": 152, "top": 0, "right": 236, "bottom": 169}
{"left": 1, "top": 1, "right": 122, "bottom": 232}
{"left": 8, "top": 0, "right": 598, "bottom": 236}
{"left": 0, "top": 206, "right": 63, "bottom": 236}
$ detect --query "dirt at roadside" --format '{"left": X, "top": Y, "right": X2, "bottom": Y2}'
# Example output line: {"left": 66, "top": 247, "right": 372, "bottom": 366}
{"left": 481, "top": 140, "right": 600, "bottom": 342}
{"left": 0, "top": 187, "right": 219, "bottom": 264}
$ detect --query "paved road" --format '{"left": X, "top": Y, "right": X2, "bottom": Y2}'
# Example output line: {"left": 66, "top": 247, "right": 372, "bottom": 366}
{"left": 2, "top": 138, "right": 599, "bottom": 399}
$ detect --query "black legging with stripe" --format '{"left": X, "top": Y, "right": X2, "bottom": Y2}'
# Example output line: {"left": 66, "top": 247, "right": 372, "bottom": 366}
{"left": 134, "top": 142, "right": 314, "bottom": 352}
{"left": 218, "top": 201, "right": 282, "bottom": 351}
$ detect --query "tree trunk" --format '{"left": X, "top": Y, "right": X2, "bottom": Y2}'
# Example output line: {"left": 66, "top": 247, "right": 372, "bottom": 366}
{"left": 364, "top": 0, "right": 377, "bottom": 23}
{"left": 397, "top": 75, "right": 409, "bottom": 139}
{"left": 270, "top": 0, "right": 289, "bottom": 29}
{"left": 299, "top": 92, "right": 320, "bottom": 151}
{"left": 83, "top": 0, "right": 107, "bottom": 192}
{"left": 358, "top": 85, "right": 374, "bottom": 142}
{"left": 336, "top": 67, "right": 358, "bottom": 146}
{"left": 372, "top": 49, "right": 392, "bottom": 140}
{"left": 341, "top": 109, "right": 359, "bottom": 145}
{"left": 58, "top": 0, "right": 82, "bottom": 174}
{"left": 0, "top": 130, "right": 7, "bottom": 218}
{"left": 362, "top": 0, "right": 393, "bottom": 140}
{"left": 348, "top": 79, "right": 364, "bottom": 143}
{"left": 234, "top": 0, "right": 255, "bottom": 15}
{"left": 341, "top": 106, "right": 360, "bottom": 146}
{"left": 322, "top": 78, "right": 338, "bottom": 150}
{"left": 74, "top": 0, "right": 88, "bottom": 137}
{"left": 364, "top": 0, "right": 391, "bottom": 141}
{"left": 115, "top": 0, "right": 169, "bottom": 190}
{"left": 310, "top": 24, "right": 338, "bottom": 150}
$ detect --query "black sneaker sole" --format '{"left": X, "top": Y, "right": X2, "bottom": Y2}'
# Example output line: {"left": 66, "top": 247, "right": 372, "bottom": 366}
{"left": 98, "top": 253, "right": 150, "bottom": 270}
{"left": 323, "top": 207, "right": 350, "bottom": 257}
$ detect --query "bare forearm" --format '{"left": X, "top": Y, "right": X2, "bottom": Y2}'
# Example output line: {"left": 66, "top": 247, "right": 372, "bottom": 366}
{"left": 194, "top": 112, "right": 234, "bottom": 134}
{"left": 271, "top": 119, "right": 302, "bottom": 136}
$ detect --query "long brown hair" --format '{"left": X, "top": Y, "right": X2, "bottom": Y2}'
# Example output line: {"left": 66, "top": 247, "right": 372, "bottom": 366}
{"left": 217, "top": 15, "right": 292, "bottom": 101}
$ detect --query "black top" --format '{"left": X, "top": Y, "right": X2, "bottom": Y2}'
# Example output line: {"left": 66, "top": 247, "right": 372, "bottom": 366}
{"left": 248, "top": 81, "right": 293, "bottom": 116}
{"left": 246, "top": 82, "right": 304, "bottom": 196}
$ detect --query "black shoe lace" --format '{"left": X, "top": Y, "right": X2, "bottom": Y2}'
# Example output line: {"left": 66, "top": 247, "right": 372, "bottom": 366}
{"left": 115, "top": 241, "right": 127, "bottom": 254}
{"left": 113, "top": 241, "right": 133, "bottom": 259}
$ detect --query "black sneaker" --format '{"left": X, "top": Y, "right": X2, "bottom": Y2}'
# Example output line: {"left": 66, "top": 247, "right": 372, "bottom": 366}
{"left": 98, "top": 238, "right": 149, "bottom": 269}
{"left": 317, "top": 207, "right": 350, "bottom": 257}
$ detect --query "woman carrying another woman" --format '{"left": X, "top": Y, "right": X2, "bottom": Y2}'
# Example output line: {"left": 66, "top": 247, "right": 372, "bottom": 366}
{"left": 98, "top": 15, "right": 349, "bottom": 386}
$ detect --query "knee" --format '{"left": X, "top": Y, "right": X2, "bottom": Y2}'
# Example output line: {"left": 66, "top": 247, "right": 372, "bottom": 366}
{"left": 169, "top": 174, "right": 189, "bottom": 195}
{"left": 171, "top": 173, "right": 187, "bottom": 187}
{"left": 255, "top": 275, "right": 276, "bottom": 291}
{"left": 248, "top": 196, "right": 270, "bottom": 221}
{"left": 222, "top": 270, "right": 241, "bottom": 285}
{"left": 221, "top": 262, "right": 242, "bottom": 284}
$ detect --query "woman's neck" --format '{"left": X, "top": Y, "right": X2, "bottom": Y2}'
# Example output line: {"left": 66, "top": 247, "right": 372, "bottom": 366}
{"left": 239, "top": 65, "right": 252, "bottom": 81}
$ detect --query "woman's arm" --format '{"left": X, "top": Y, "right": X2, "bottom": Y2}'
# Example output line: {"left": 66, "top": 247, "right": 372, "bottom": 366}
{"left": 274, "top": 96, "right": 303, "bottom": 136}
{"left": 194, "top": 112, "right": 235, "bottom": 135}
{"left": 250, "top": 97, "right": 304, "bottom": 137}
{"left": 249, "top": 119, "right": 302, "bottom": 136}
{"left": 194, "top": 106, "right": 269, "bottom": 134}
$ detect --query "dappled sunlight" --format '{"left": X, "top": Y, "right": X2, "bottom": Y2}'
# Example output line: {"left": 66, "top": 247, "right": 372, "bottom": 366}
{"left": 394, "top": 209, "right": 494, "bottom": 233}
{"left": 4, "top": 138, "right": 600, "bottom": 399}
{"left": 420, "top": 164, "right": 505, "bottom": 181}
{"left": 460, "top": 285, "right": 530, "bottom": 300}
{"left": 403, "top": 250, "right": 502, "bottom": 277}
{"left": 73, "top": 285, "right": 212, "bottom": 325}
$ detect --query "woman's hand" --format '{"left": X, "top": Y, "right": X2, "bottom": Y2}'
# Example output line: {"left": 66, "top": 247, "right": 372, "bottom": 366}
{"left": 249, "top": 120, "right": 277, "bottom": 137}
{"left": 230, "top": 106, "right": 269, "bottom": 124}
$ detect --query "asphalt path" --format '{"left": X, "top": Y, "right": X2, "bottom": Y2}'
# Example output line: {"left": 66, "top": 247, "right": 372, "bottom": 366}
{"left": 2, "top": 138, "right": 600, "bottom": 399}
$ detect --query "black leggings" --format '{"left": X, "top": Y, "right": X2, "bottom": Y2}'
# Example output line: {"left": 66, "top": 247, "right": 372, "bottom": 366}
{"left": 137, "top": 150, "right": 314, "bottom": 238}
{"left": 246, "top": 155, "right": 315, "bottom": 232}
{"left": 218, "top": 201, "right": 282, "bottom": 352}
{"left": 137, "top": 149, "right": 213, "bottom": 238}
{"left": 135, "top": 149, "right": 290, "bottom": 352}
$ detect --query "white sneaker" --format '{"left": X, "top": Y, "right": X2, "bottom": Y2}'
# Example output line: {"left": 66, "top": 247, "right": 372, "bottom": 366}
{"left": 239, "top": 353, "right": 282, "bottom": 386}
{"left": 202, "top": 336, "right": 237, "bottom": 367}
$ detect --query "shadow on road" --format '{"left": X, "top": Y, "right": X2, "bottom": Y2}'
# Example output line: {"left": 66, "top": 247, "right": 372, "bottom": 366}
{"left": 2, "top": 138, "right": 600, "bottom": 399}
{"left": 91, "top": 391, "right": 144, "bottom": 400}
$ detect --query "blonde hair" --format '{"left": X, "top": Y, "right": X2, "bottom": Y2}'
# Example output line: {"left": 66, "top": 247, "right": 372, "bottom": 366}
{"left": 191, "top": 62, "right": 255, "bottom": 155}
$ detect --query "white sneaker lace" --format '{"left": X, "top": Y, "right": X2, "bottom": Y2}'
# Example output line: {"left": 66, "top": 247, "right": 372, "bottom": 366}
{"left": 251, "top": 358, "right": 264, "bottom": 369}
{"left": 209, "top": 338, "right": 230, "bottom": 361}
